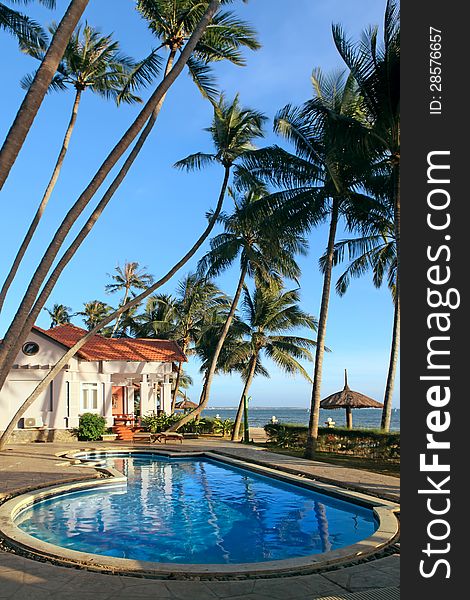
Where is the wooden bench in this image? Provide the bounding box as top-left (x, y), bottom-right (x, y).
top-left (153, 432), bottom-right (183, 444)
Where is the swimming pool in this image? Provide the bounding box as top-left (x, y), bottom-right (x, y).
top-left (14, 452), bottom-right (377, 565)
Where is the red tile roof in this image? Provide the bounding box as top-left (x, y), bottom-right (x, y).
top-left (33, 324), bottom-right (187, 363)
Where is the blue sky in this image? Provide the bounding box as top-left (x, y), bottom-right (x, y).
top-left (0, 0), bottom-right (399, 408)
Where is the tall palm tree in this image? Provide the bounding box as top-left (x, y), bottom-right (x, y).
top-left (240, 69), bottom-right (378, 456)
top-left (169, 273), bottom-right (230, 411)
top-left (0, 0), bottom-right (258, 393)
top-left (230, 284), bottom-right (317, 440)
top-left (194, 306), bottom-right (245, 410)
top-left (43, 302), bottom-right (72, 328)
top-left (168, 188), bottom-right (307, 432)
top-left (0, 0), bottom-right (245, 451)
top-left (1, 0), bottom-right (51, 46)
top-left (0, 23), bottom-right (152, 313)
top-left (77, 300), bottom-right (113, 331)
top-left (324, 209), bottom-right (398, 431)
top-left (106, 262), bottom-right (154, 337)
top-left (0, 0), bottom-right (89, 191)
top-left (332, 0), bottom-right (400, 431)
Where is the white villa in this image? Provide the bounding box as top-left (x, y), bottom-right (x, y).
top-left (0, 324), bottom-right (187, 437)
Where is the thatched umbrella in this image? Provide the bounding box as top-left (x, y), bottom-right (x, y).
top-left (175, 399), bottom-right (198, 412)
top-left (320, 370), bottom-right (383, 429)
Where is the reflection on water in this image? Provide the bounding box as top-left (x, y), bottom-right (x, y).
top-left (16, 454), bottom-right (376, 564)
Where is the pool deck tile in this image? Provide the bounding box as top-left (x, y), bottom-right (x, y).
top-left (0, 440), bottom-right (399, 599)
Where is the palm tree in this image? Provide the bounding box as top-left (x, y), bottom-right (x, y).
top-left (169, 273), bottom-right (230, 411)
top-left (0, 0), bottom-right (89, 191)
top-left (133, 293), bottom-right (178, 338)
top-left (230, 284), bottom-right (317, 440)
top-left (194, 306), bottom-right (245, 411)
top-left (239, 69), bottom-right (379, 457)
top-left (132, 274), bottom-right (230, 410)
top-left (106, 262), bottom-right (154, 337)
top-left (1, 0), bottom-right (51, 46)
top-left (0, 0), bottom-right (257, 392)
top-left (167, 188), bottom-right (307, 432)
top-left (0, 0), bottom-right (253, 451)
top-left (332, 0), bottom-right (400, 431)
top-left (0, 23), bottom-right (150, 313)
top-left (44, 303), bottom-right (72, 328)
top-left (77, 300), bottom-right (113, 331)
top-left (325, 209), bottom-right (398, 431)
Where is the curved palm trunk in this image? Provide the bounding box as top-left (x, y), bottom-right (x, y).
top-left (172, 335), bottom-right (189, 413)
top-left (0, 166), bottom-right (229, 450)
top-left (11, 165), bottom-right (231, 396)
top-left (0, 90), bottom-right (82, 313)
top-left (231, 354), bottom-right (257, 441)
top-left (382, 164), bottom-right (400, 430)
top-left (171, 360), bottom-right (184, 413)
top-left (0, 0), bottom-right (221, 385)
top-left (0, 0), bottom-right (89, 191)
top-left (167, 265), bottom-right (248, 433)
top-left (305, 199), bottom-right (339, 459)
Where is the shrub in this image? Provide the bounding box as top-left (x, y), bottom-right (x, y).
top-left (78, 413), bottom-right (107, 441)
top-left (141, 413), bottom-right (183, 433)
top-left (140, 413), bottom-right (235, 436)
top-left (264, 422), bottom-right (400, 460)
top-left (212, 418), bottom-right (234, 437)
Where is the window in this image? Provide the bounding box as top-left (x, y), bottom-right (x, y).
top-left (81, 383), bottom-right (99, 412)
top-left (22, 341), bottom-right (39, 356)
top-left (48, 381), bottom-right (53, 412)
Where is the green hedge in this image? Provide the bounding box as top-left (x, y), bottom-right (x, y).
top-left (264, 422), bottom-right (400, 461)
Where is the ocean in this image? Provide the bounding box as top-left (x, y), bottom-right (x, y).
top-left (201, 407), bottom-right (400, 431)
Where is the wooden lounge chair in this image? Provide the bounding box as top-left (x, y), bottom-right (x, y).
top-left (153, 432), bottom-right (183, 444)
top-left (132, 431), bottom-right (155, 444)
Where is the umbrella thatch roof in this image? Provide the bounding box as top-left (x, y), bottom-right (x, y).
top-left (320, 370), bottom-right (383, 409)
top-left (175, 399), bottom-right (198, 410)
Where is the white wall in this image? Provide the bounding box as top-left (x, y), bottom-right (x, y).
top-left (0, 330), bottom-right (174, 431)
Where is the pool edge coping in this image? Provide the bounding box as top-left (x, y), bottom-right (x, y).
top-left (0, 447), bottom-right (399, 579)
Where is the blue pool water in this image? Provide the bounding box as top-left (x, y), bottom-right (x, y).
top-left (16, 453), bottom-right (377, 564)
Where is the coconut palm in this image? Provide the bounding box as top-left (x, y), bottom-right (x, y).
top-left (133, 294), bottom-right (178, 339)
top-left (0, 0), bottom-right (225, 393)
top-left (43, 302), bottom-right (72, 328)
top-left (167, 188), bottom-right (307, 432)
top-left (324, 208), bottom-right (398, 431)
top-left (0, 0), bottom-right (51, 46)
top-left (0, 23), bottom-right (153, 314)
top-left (230, 284), bottom-right (317, 440)
top-left (194, 307), bottom-right (245, 410)
top-left (106, 262), bottom-right (154, 337)
top-left (0, 0), bottom-right (89, 191)
top-left (168, 273), bottom-right (230, 411)
top-left (77, 300), bottom-right (113, 332)
top-left (332, 0), bottom-right (400, 430)
top-left (239, 69), bottom-right (379, 456)
top-left (0, 0), bottom-right (239, 451)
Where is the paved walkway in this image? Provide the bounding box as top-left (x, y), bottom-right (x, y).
top-left (0, 440), bottom-right (400, 599)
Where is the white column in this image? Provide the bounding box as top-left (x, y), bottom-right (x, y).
top-left (140, 374), bottom-right (151, 417)
top-left (68, 377), bottom-right (80, 428)
top-left (161, 377), bottom-right (172, 415)
top-left (126, 385), bottom-right (135, 415)
top-left (103, 378), bottom-right (113, 427)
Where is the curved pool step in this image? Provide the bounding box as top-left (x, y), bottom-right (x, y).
top-left (314, 586), bottom-right (400, 600)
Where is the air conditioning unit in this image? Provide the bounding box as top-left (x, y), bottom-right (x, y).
top-left (23, 417), bottom-right (44, 428)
